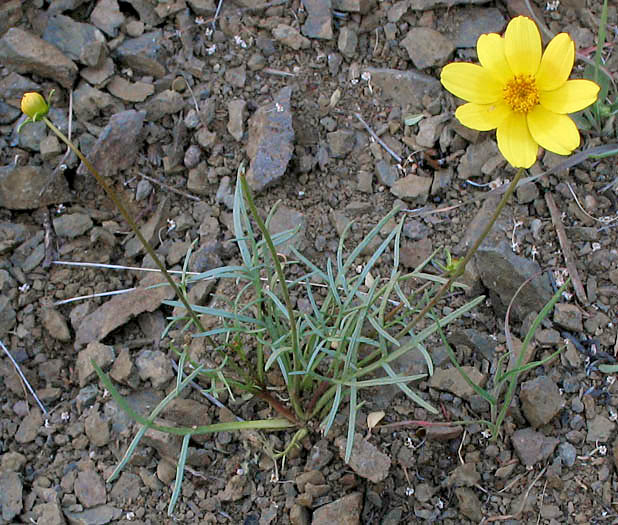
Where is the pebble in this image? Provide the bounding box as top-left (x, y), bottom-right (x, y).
top-left (512, 428), bottom-right (559, 466)
top-left (107, 76), bottom-right (154, 102)
top-left (15, 409), bottom-right (42, 443)
top-left (327, 130), bottom-right (356, 158)
top-left (312, 492), bottom-right (363, 525)
top-left (227, 99), bottom-right (247, 141)
top-left (338, 26), bottom-right (358, 58)
top-left (558, 442), bottom-right (577, 467)
top-left (586, 415), bottom-right (614, 443)
top-left (400, 27), bottom-right (455, 69)
top-left (0, 471), bottom-right (23, 521)
top-left (76, 342), bottom-right (115, 386)
top-left (301, 0), bottom-right (333, 40)
top-left (75, 470), bottom-right (106, 508)
top-left (335, 434), bottom-right (391, 482)
top-left (43, 14), bottom-right (107, 67)
top-left (41, 307), bottom-right (72, 342)
top-left (90, 0), bottom-right (125, 37)
top-left (135, 349), bottom-right (173, 388)
top-left (553, 304), bottom-right (584, 332)
top-left (53, 213), bottom-right (93, 238)
top-left (272, 24), bottom-right (310, 50)
top-left (520, 375), bottom-right (564, 427)
top-left (390, 174), bottom-right (432, 202)
top-left (113, 30), bottom-right (167, 78)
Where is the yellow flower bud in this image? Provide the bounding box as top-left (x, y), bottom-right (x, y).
top-left (21, 92), bottom-right (49, 121)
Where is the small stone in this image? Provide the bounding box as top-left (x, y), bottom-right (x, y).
top-left (390, 174), bottom-right (432, 202)
top-left (375, 160), bottom-right (397, 187)
top-left (76, 342), bottom-right (115, 387)
top-left (312, 493), bottom-right (362, 525)
top-left (516, 182), bottom-right (540, 204)
top-left (107, 76), bottom-right (154, 102)
top-left (338, 26), bottom-right (358, 58)
top-left (559, 442), bottom-right (576, 467)
top-left (429, 366), bottom-right (486, 398)
top-left (400, 27), bottom-right (454, 69)
top-left (40, 135), bottom-right (63, 160)
top-left (512, 428), bottom-right (559, 466)
top-left (0, 471), bottom-right (23, 521)
top-left (196, 127), bottom-right (217, 149)
top-left (415, 113), bottom-right (449, 148)
top-left (1, 452), bottom-right (27, 472)
top-left (301, 0), bottom-right (333, 40)
top-left (135, 178), bottom-right (153, 201)
top-left (272, 24), bottom-right (310, 50)
top-left (43, 14), bottom-right (107, 67)
top-left (586, 415), bottom-right (614, 442)
top-left (114, 30), bottom-right (167, 78)
top-left (85, 409), bottom-right (110, 447)
top-left (306, 439), bottom-right (333, 471)
top-left (335, 434), bottom-right (390, 482)
top-left (90, 0), bottom-right (125, 37)
top-left (520, 375), bottom-right (564, 427)
top-left (135, 349), bottom-right (173, 388)
top-left (327, 130), bottom-right (356, 158)
top-left (227, 99), bottom-right (247, 141)
top-left (53, 213), bottom-right (93, 238)
top-left (553, 303), bottom-right (583, 332)
top-left (15, 409), bottom-right (42, 443)
top-left (74, 470), bottom-right (106, 508)
top-left (41, 307), bottom-right (71, 342)
top-left (224, 65), bottom-right (246, 88)
top-left (290, 504), bottom-right (310, 525)
top-left (455, 487), bottom-right (483, 522)
top-left (80, 57), bottom-right (115, 86)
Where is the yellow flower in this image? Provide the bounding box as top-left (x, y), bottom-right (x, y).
top-left (20, 92), bottom-right (49, 121)
top-left (440, 16), bottom-right (599, 168)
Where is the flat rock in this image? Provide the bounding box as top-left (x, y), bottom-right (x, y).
top-left (520, 375), bottom-right (564, 427)
top-left (587, 415), bottom-right (614, 442)
top-left (268, 205), bottom-right (307, 255)
top-left (90, 0), bottom-right (125, 37)
top-left (327, 129), bottom-right (356, 158)
top-left (416, 113), bottom-right (450, 148)
top-left (135, 350), bottom-right (173, 388)
top-left (553, 303), bottom-right (583, 332)
top-left (187, 0), bottom-right (216, 14)
top-left (0, 165), bottom-right (72, 210)
top-left (429, 366), bottom-right (486, 398)
top-left (0, 471), bottom-right (23, 521)
top-left (80, 57), bottom-right (115, 86)
top-left (15, 409), bottom-right (42, 443)
top-left (113, 30), bottom-right (167, 78)
top-left (64, 504), bottom-right (122, 524)
top-left (272, 24), bottom-right (310, 50)
top-left (409, 0), bottom-right (486, 8)
top-left (107, 76), bottom-right (153, 102)
top-left (75, 272), bottom-right (175, 347)
top-left (332, 0), bottom-right (374, 12)
top-left (137, 89), bottom-right (184, 120)
top-left (53, 213), bottom-right (93, 238)
top-left (73, 82), bottom-right (118, 121)
top-left (455, 487), bottom-right (483, 522)
top-left (512, 428), bottom-right (559, 466)
top-left (447, 328), bottom-right (496, 361)
top-left (363, 68), bottom-right (440, 111)
top-left (75, 342), bottom-right (115, 386)
top-left (245, 86), bottom-right (294, 192)
top-left (475, 241), bottom-right (553, 319)
top-left (312, 492), bottom-right (363, 525)
top-left (0, 28), bottom-right (78, 88)
top-left (390, 174), bottom-right (432, 202)
top-left (75, 470), bottom-right (106, 508)
top-left (446, 7), bottom-right (506, 48)
top-left (457, 139), bottom-right (499, 179)
top-left (77, 110), bottom-right (145, 177)
top-left (0, 0), bottom-right (22, 38)
top-left (400, 28), bottom-right (455, 69)
top-left (124, 195), bottom-right (170, 257)
top-left (85, 409), bottom-right (110, 447)
top-left (301, 0), bottom-right (333, 40)
top-left (335, 434), bottom-right (391, 482)
top-left (42, 307), bottom-right (72, 342)
top-left (227, 98), bottom-right (247, 141)
top-left (43, 14), bottom-right (107, 67)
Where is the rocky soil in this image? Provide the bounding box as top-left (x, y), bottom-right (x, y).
top-left (1, 0), bottom-right (618, 523)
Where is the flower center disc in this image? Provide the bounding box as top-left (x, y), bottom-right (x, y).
top-left (503, 75), bottom-right (539, 113)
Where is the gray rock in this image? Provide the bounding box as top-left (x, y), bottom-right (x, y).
top-left (457, 139), bottom-right (499, 179)
top-left (401, 28), bottom-right (455, 69)
top-left (138, 89), bottom-right (183, 120)
top-left (416, 113), bottom-right (450, 148)
top-left (475, 241), bottom-right (553, 319)
top-left (587, 415), bottom-right (614, 442)
top-left (409, 0), bottom-right (486, 7)
top-left (40, 135), bottom-right (63, 160)
top-left (335, 434), bottom-right (391, 482)
top-left (135, 178), bottom-right (153, 200)
top-left (43, 14), bottom-right (107, 67)
top-left (512, 428), bottom-right (559, 466)
top-left (90, 0), bottom-right (125, 37)
top-left (375, 160), bottom-right (397, 187)
top-left (16, 117), bottom-right (47, 151)
top-left (246, 86), bottom-right (294, 192)
top-left (196, 127), bottom-right (216, 149)
top-left (0, 452), bottom-right (26, 472)
top-left (77, 110), bottom-right (145, 177)
top-left (64, 504), bottom-right (122, 524)
top-left (0, 71), bottom-right (39, 103)
top-left (0, 471), bottom-right (22, 521)
top-left (390, 174), bottom-right (432, 202)
top-left (75, 470), bottom-right (106, 508)
top-left (125, 196), bottom-right (170, 257)
top-left (447, 8), bottom-right (506, 48)
top-left (290, 504), bottom-right (310, 525)
top-left (15, 409), bottom-right (42, 443)
top-left (0, 0), bottom-right (22, 38)
top-left (53, 213), bottom-right (93, 238)
top-left (107, 76), bottom-right (154, 102)
top-left (268, 205), bottom-right (307, 256)
top-left (85, 409), bottom-right (110, 447)
top-left (338, 26), bottom-right (358, 58)
top-left (42, 308), bottom-right (71, 342)
top-left (447, 329), bottom-right (496, 361)
top-left (306, 439), bottom-right (333, 471)
top-left (402, 218), bottom-right (429, 240)
top-left (327, 129), bottom-right (356, 158)
top-left (76, 342), bottom-right (115, 386)
top-left (0, 296), bottom-right (16, 338)
top-left (520, 375), bottom-right (564, 427)
top-left (558, 442), bottom-right (576, 467)
top-left (215, 175), bottom-right (234, 209)
top-left (187, 0), bottom-right (216, 15)
top-left (0, 100), bottom-right (20, 124)
top-left (272, 24), bottom-right (310, 50)
top-left (135, 350), bottom-right (173, 388)
top-left (553, 304), bottom-right (583, 332)
top-left (80, 57), bottom-right (115, 86)
top-left (332, 0), bottom-right (374, 12)
top-left (429, 366), bottom-right (486, 398)
top-left (363, 67), bottom-right (440, 111)
top-left (312, 493), bottom-right (363, 524)
top-left (114, 30), bottom-right (167, 78)
top-left (455, 488), bottom-right (483, 522)
top-left (224, 65), bottom-right (246, 88)
top-left (301, 0), bottom-right (333, 40)
top-left (75, 273), bottom-right (175, 347)
top-left (109, 472), bottom-right (141, 503)
top-left (516, 182), bottom-right (539, 204)
top-left (0, 28), bottom-right (78, 88)
top-left (0, 165), bottom-right (72, 210)
top-left (227, 99), bottom-right (247, 141)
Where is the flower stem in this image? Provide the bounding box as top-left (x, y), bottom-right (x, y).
top-left (396, 167), bottom-right (525, 339)
top-left (42, 117), bottom-right (206, 335)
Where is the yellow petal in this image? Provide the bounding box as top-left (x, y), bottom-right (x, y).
top-left (440, 62), bottom-right (503, 104)
top-left (496, 112), bottom-right (538, 168)
top-left (504, 16), bottom-right (542, 76)
top-left (527, 105), bottom-right (579, 155)
top-left (539, 79), bottom-right (600, 114)
top-left (535, 33), bottom-right (574, 91)
top-left (455, 101), bottom-right (512, 131)
top-left (477, 33), bottom-right (512, 84)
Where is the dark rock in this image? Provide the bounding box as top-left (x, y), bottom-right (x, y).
top-left (43, 14), bottom-right (107, 67)
top-left (77, 110), bottom-right (145, 177)
top-left (74, 470), bottom-right (106, 508)
top-left (245, 86), bottom-right (294, 192)
top-left (0, 471), bottom-right (22, 521)
top-left (327, 130), bottom-right (356, 158)
top-left (114, 30), bottom-right (167, 78)
top-left (512, 428), bottom-right (559, 466)
top-left (0, 165), bottom-right (72, 210)
top-left (520, 375), bottom-right (564, 427)
top-left (312, 493), bottom-right (363, 524)
top-left (301, 0), bottom-right (333, 40)
top-left (90, 0), bottom-right (125, 37)
top-left (553, 304), bottom-right (583, 332)
top-left (0, 28), bottom-right (78, 88)
top-left (447, 8), bottom-right (506, 48)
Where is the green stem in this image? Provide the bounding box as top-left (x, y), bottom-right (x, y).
top-left (43, 117), bottom-right (206, 334)
top-left (238, 170), bottom-right (304, 420)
